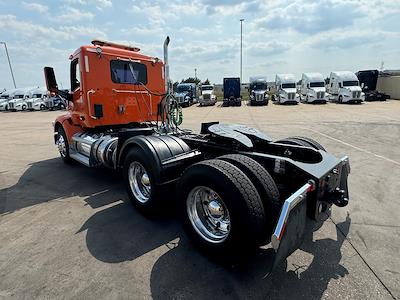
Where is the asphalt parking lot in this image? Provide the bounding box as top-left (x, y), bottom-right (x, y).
top-left (1, 100), bottom-right (399, 299)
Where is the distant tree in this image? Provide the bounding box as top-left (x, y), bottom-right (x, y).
top-left (181, 77), bottom-right (201, 85)
top-left (202, 78), bottom-right (210, 85)
top-left (173, 81), bottom-right (179, 92)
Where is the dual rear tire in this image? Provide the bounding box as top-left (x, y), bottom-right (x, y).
top-left (123, 150), bottom-right (280, 256)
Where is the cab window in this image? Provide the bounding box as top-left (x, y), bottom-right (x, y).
top-left (71, 59), bottom-right (80, 91)
top-left (110, 60), bottom-right (147, 85)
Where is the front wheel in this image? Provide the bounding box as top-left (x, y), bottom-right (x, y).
top-left (178, 159), bottom-right (266, 256)
top-left (56, 127), bottom-right (73, 164)
top-left (338, 95), bottom-right (343, 103)
top-left (22, 105), bottom-right (27, 111)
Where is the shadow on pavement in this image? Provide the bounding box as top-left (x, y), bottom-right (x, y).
top-left (149, 214), bottom-right (351, 299)
top-left (1, 157), bottom-right (352, 298)
top-left (0, 158), bottom-right (124, 215)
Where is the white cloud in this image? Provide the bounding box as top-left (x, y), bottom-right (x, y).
top-left (22, 2), bottom-right (49, 13)
top-left (55, 7), bottom-right (95, 23)
top-left (63, 0), bottom-right (112, 10)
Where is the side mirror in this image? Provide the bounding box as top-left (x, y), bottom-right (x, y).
top-left (44, 67), bottom-right (58, 94)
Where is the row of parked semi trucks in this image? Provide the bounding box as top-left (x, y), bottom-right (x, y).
top-left (0, 87), bottom-right (67, 112)
top-left (176, 69), bottom-right (388, 107)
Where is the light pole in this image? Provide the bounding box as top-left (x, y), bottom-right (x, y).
top-left (194, 68), bottom-right (197, 81)
top-left (0, 42), bottom-right (17, 88)
top-left (240, 19), bottom-right (244, 84)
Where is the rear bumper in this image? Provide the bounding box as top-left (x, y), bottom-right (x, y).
top-left (270, 155), bottom-right (350, 265)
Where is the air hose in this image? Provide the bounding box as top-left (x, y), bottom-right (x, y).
top-left (169, 95), bottom-right (183, 126)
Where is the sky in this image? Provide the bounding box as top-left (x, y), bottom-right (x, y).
top-left (0, 0), bottom-right (399, 89)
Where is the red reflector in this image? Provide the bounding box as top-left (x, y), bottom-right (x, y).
top-left (278, 222), bottom-right (287, 240)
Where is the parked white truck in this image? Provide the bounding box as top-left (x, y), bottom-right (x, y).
top-left (327, 71), bottom-right (364, 103)
top-left (300, 73), bottom-right (329, 104)
top-left (26, 87), bottom-right (48, 111)
top-left (8, 87), bottom-right (39, 111)
top-left (273, 74), bottom-right (300, 104)
top-left (199, 84), bottom-right (217, 106)
top-left (0, 89), bottom-right (18, 111)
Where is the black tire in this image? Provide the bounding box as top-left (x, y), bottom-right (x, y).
top-left (56, 126), bottom-right (73, 164)
top-left (123, 147), bottom-right (163, 215)
top-left (291, 136), bottom-right (326, 151)
top-left (338, 95), bottom-right (343, 103)
top-left (217, 154), bottom-right (280, 242)
top-left (22, 104), bottom-right (26, 111)
top-left (178, 159), bottom-right (266, 255)
top-left (276, 136), bottom-right (326, 151)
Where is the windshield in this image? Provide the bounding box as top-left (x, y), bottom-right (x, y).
top-left (32, 94), bottom-right (42, 98)
top-left (202, 86), bottom-right (213, 91)
top-left (343, 80), bottom-right (359, 87)
top-left (251, 82), bottom-right (267, 90)
top-left (310, 82), bottom-right (325, 88)
top-left (177, 86), bottom-right (191, 93)
top-left (1, 95), bottom-right (8, 99)
top-left (282, 83), bottom-right (296, 89)
top-left (14, 95), bottom-right (24, 99)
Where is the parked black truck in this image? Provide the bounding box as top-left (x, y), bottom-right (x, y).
top-left (356, 70), bottom-right (389, 101)
top-left (223, 77), bottom-right (242, 107)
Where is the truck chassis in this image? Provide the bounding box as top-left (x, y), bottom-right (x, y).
top-left (47, 36), bottom-right (350, 265)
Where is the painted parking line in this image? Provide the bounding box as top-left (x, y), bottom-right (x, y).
top-left (302, 127), bottom-right (400, 167)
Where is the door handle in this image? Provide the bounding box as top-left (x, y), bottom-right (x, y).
top-left (87, 89), bottom-right (97, 119)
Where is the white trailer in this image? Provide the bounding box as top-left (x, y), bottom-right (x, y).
top-left (326, 71), bottom-right (364, 103)
top-left (8, 87), bottom-right (39, 111)
top-left (0, 89), bottom-right (18, 111)
top-left (273, 74), bottom-right (300, 104)
top-left (300, 73), bottom-right (329, 103)
top-left (26, 87), bottom-right (48, 111)
top-left (199, 85), bottom-right (217, 106)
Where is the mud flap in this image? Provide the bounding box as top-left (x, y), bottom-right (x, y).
top-left (271, 183), bottom-right (311, 269)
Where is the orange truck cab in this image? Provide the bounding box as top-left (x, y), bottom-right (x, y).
top-left (50, 40), bottom-right (165, 142)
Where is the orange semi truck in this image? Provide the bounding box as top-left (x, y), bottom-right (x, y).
top-left (45, 37), bottom-right (350, 264)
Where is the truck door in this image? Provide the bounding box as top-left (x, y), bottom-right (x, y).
top-left (70, 57), bottom-right (84, 125)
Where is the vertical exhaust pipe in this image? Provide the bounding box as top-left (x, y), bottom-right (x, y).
top-left (163, 36), bottom-right (170, 94)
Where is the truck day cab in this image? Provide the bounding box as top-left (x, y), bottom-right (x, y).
top-left (327, 71), bottom-right (365, 104)
top-left (249, 76), bottom-right (268, 106)
top-left (174, 83), bottom-right (197, 107)
top-left (300, 73), bottom-right (329, 104)
top-left (8, 87), bottom-right (39, 111)
top-left (0, 89), bottom-right (18, 111)
top-left (199, 84), bottom-right (217, 106)
top-left (45, 37), bottom-right (350, 264)
top-left (26, 87), bottom-right (48, 111)
top-left (273, 74), bottom-right (300, 104)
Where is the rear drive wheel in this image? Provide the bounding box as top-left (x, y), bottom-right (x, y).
top-left (218, 154), bottom-right (280, 242)
top-left (291, 136), bottom-right (326, 151)
top-left (178, 159), bottom-right (266, 255)
top-left (123, 148), bottom-right (163, 214)
top-left (56, 126), bottom-right (73, 164)
top-left (276, 136), bottom-right (326, 151)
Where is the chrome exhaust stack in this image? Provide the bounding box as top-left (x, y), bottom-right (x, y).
top-left (163, 36), bottom-right (170, 94)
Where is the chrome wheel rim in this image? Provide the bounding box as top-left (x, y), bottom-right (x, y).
top-left (187, 186), bottom-right (230, 243)
top-left (57, 134), bottom-right (67, 158)
top-left (128, 162), bottom-right (151, 203)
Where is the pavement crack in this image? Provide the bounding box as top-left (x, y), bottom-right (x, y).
top-left (330, 215), bottom-right (397, 300)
